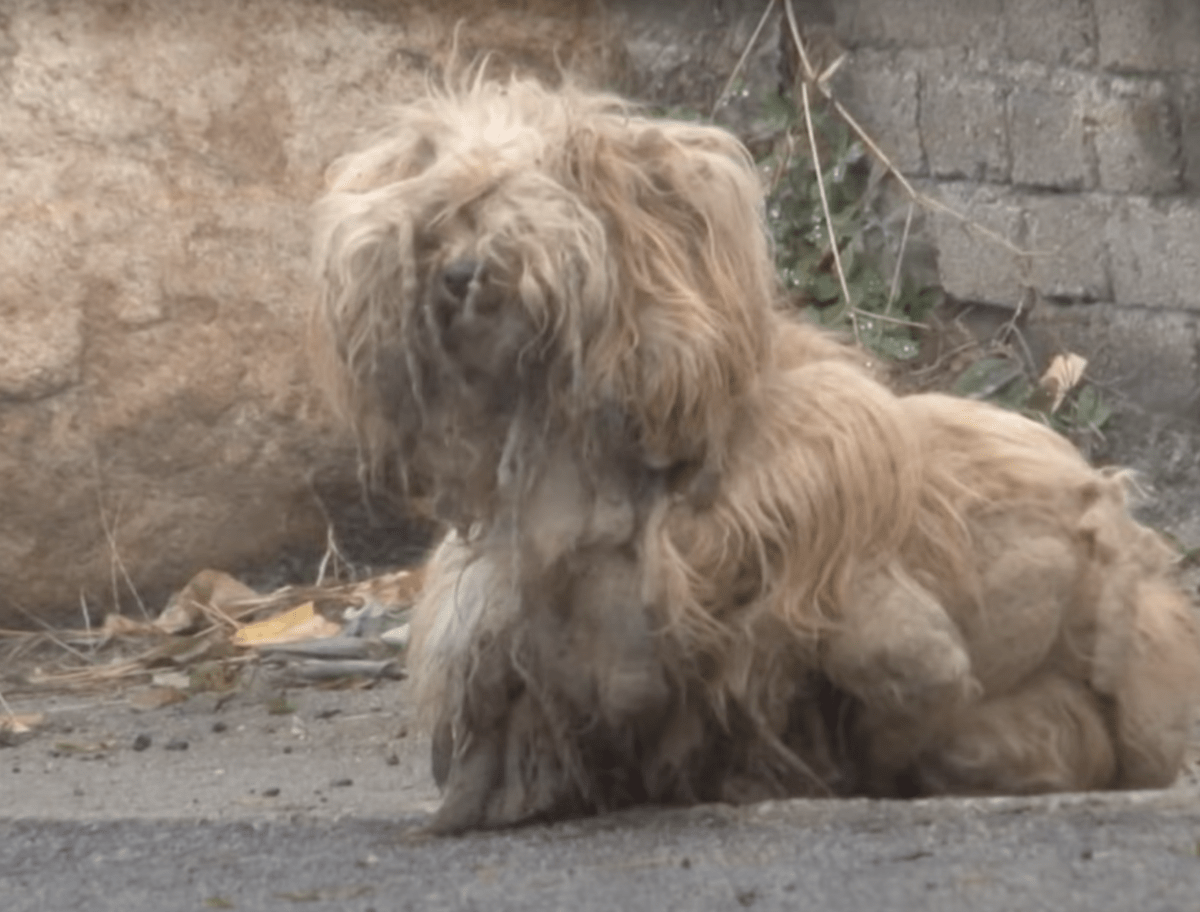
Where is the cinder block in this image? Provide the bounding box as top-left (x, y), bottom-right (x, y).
top-left (830, 49), bottom-right (924, 175)
top-left (833, 0), bottom-right (1005, 56)
top-left (1095, 0), bottom-right (1200, 72)
top-left (920, 70), bottom-right (1010, 182)
top-left (1106, 196), bottom-right (1200, 309)
top-left (1008, 79), bottom-right (1092, 189)
top-left (1023, 193), bottom-right (1114, 301)
top-left (929, 182), bottom-right (1026, 306)
top-left (1180, 76), bottom-right (1200, 193)
top-left (1027, 301), bottom-right (1200, 417)
top-left (1003, 0), bottom-right (1095, 68)
top-left (1089, 76), bottom-right (1182, 194)
top-left (931, 185), bottom-right (1119, 306)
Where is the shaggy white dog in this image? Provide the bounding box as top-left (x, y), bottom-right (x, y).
top-left (312, 77), bottom-right (1200, 832)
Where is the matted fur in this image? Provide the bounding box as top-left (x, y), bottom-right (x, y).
top-left (312, 76), bottom-right (1200, 832)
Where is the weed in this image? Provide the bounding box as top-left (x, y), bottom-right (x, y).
top-left (757, 92), bottom-right (941, 361)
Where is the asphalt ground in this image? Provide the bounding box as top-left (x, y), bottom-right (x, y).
top-left (4, 680), bottom-right (1200, 911)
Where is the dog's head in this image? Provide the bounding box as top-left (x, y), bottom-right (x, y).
top-left (312, 77), bottom-right (776, 525)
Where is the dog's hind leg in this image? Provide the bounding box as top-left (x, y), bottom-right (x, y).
top-left (1108, 580), bottom-right (1200, 788)
top-left (1070, 485), bottom-right (1200, 789)
top-left (910, 672), bottom-right (1118, 795)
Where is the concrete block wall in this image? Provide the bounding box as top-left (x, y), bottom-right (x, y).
top-left (801, 0), bottom-right (1200, 416)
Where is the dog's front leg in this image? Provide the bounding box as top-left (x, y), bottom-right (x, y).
top-left (821, 568), bottom-right (976, 715)
top-left (819, 568), bottom-right (977, 790)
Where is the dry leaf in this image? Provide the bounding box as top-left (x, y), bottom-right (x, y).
top-left (356, 567), bottom-right (425, 607)
top-left (101, 614), bottom-right (157, 637)
top-left (232, 603), bottom-right (341, 647)
top-left (151, 670), bottom-right (192, 690)
top-left (156, 570), bottom-right (259, 635)
top-left (1, 713), bottom-right (44, 735)
top-left (1038, 352), bottom-right (1088, 413)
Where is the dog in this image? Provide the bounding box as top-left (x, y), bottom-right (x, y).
top-left (311, 76), bottom-right (1200, 832)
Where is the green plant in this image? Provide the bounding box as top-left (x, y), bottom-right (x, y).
top-left (755, 91), bottom-right (941, 362)
top-left (673, 64), bottom-right (1112, 439)
top-left (751, 82), bottom-right (1112, 443)
top-left (951, 353), bottom-right (1113, 445)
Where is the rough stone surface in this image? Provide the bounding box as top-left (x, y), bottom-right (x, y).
top-left (921, 70), bottom-right (1010, 182)
top-left (1023, 193), bottom-right (1113, 301)
top-left (833, 0), bottom-right (1006, 58)
top-left (1089, 75), bottom-right (1182, 194)
top-left (830, 49), bottom-right (925, 175)
top-left (1003, 0), bottom-right (1096, 68)
top-left (0, 0), bottom-right (776, 626)
top-left (1107, 196), bottom-right (1200, 310)
top-left (931, 186), bottom-right (1116, 307)
top-left (929, 183), bottom-right (1028, 306)
top-left (1095, 0), bottom-right (1200, 72)
top-left (1178, 75), bottom-right (1200, 194)
top-left (1009, 79), bottom-right (1093, 190)
top-left (1, 0), bottom-right (428, 625)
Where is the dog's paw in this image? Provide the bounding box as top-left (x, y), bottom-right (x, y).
top-left (822, 570), bottom-right (976, 716)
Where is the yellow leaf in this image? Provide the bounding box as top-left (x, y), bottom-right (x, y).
top-left (231, 603), bottom-right (341, 647)
top-left (1038, 352), bottom-right (1088, 413)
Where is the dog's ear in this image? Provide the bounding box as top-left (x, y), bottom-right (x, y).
top-left (310, 187), bottom-right (422, 485)
top-left (563, 116), bottom-right (775, 469)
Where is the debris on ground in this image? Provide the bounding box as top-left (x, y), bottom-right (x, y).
top-left (0, 565), bottom-right (425, 714)
top-left (0, 711), bottom-right (44, 746)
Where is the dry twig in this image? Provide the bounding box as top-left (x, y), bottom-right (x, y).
top-left (775, 0), bottom-right (1034, 265)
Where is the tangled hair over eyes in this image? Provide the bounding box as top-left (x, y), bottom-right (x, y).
top-left (312, 76), bottom-right (783, 525)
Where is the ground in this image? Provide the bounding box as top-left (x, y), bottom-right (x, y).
top-left (4, 667), bottom-right (1200, 910)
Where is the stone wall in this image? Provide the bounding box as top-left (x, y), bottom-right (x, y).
top-left (2, 0), bottom-right (1196, 625)
top-left (808, 0), bottom-right (1200, 417)
top-left (0, 0), bottom-right (771, 625)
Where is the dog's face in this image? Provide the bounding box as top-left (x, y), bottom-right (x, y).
top-left (313, 79), bottom-right (777, 525)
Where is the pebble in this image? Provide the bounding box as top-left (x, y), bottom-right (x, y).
top-left (164, 738), bottom-right (190, 751)
top-left (132, 733), bottom-right (152, 751)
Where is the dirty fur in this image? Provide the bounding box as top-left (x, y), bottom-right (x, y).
top-left (311, 76), bottom-right (1200, 832)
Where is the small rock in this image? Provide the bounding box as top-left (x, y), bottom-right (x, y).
top-left (212, 721), bottom-right (228, 733)
top-left (132, 733), bottom-right (152, 751)
top-left (262, 787), bottom-right (281, 798)
top-left (164, 738), bottom-right (189, 751)
top-left (331, 777), bottom-right (353, 788)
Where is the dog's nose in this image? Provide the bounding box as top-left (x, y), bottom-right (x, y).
top-left (441, 259), bottom-right (479, 302)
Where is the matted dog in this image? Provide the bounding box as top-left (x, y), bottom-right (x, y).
top-left (312, 76), bottom-right (1200, 832)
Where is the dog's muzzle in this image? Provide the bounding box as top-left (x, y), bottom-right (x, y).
top-left (440, 258), bottom-right (481, 304)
